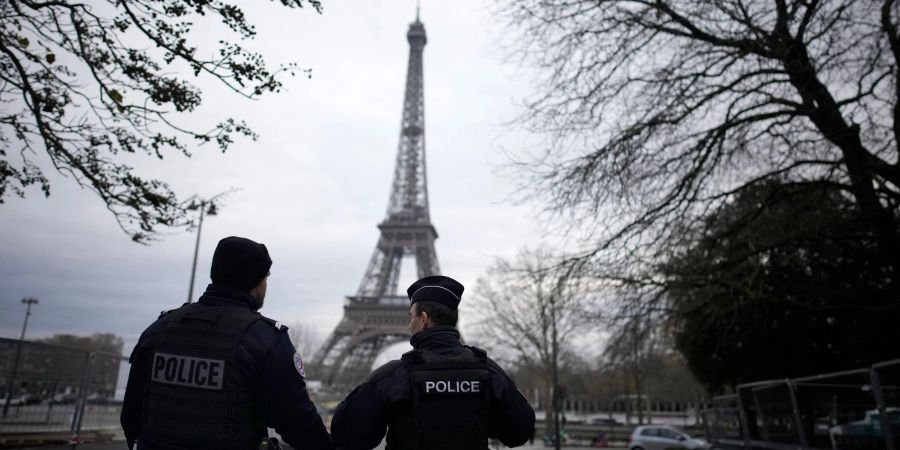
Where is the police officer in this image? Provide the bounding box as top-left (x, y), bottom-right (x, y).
top-left (121, 236), bottom-right (332, 450)
top-left (330, 275), bottom-right (535, 450)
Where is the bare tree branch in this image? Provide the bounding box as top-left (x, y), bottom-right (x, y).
top-left (0, 0), bottom-right (321, 242)
top-left (497, 0), bottom-right (900, 298)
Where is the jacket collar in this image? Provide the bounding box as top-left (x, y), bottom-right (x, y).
top-left (197, 283), bottom-right (259, 311)
top-left (410, 325), bottom-right (461, 350)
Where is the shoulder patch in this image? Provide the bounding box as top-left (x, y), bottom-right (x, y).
top-left (293, 352), bottom-right (305, 377)
top-left (260, 316), bottom-right (287, 333)
top-left (159, 302), bottom-right (190, 319)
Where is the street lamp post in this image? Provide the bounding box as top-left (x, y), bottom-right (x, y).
top-left (186, 197), bottom-right (220, 303)
top-left (551, 294), bottom-right (561, 450)
top-left (3, 297), bottom-right (38, 416)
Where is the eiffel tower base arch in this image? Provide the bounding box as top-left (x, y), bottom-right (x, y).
top-left (314, 298), bottom-right (412, 389)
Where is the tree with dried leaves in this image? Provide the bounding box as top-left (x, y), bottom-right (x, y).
top-left (499, 0), bottom-right (900, 287)
top-left (665, 181), bottom-right (899, 390)
top-left (1, 0), bottom-right (321, 242)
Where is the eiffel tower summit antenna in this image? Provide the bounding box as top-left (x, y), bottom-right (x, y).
top-left (416, 0), bottom-right (420, 22)
top-left (315, 11), bottom-right (437, 388)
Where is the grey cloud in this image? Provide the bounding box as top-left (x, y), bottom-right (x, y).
top-left (0, 1), bottom-right (545, 362)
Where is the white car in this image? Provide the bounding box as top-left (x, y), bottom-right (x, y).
top-left (628, 425), bottom-right (711, 450)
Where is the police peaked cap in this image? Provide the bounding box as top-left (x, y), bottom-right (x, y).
top-left (210, 236), bottom-right (272, 291)
top-left (407, 275), bottom-right (464, 310)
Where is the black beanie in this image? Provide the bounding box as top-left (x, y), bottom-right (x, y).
top-left (407, 275), bottom-right (464, 310)
top-left (210, 236), bottom-right (272, 291)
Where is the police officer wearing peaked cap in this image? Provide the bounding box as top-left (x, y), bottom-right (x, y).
top-left (330, 275), bottom-right (536, 450)
top-left (121, 236), bottom-right (333, 450)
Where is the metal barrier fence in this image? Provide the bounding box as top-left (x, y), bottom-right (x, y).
top-left (702, 358), bottom-right (900, 450)
top-left (701, 394), bottom-right (744, 447)
top-left (0, 337), bottom-right (129, 446)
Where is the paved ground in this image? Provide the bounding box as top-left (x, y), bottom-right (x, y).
top-left (2, 405), bottom-right (635, 449)
top-left (29, 440), bottom-right (627, 450)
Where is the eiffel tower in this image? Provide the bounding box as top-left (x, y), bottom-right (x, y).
top-left (315, 13), bottom-right (439, 388)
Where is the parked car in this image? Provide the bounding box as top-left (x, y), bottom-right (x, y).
top-left (628, 425), bottom-right (710, 450)
top-left (828, 407), bottom-right (900, 450)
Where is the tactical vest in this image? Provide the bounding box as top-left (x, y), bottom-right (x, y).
top-left (386, 347), bottom-right (493, 450)
top-left (140, 303), bottom-right (265, 450)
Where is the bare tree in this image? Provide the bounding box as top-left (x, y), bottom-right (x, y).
top-left (497, 0), bottom-right (900, 286)
top-left (465, 246), bottom-right (590, 446)
top-left (603, 317), bottom-right (663, 425)
top-left (1, 0), bottom-right (321, 242)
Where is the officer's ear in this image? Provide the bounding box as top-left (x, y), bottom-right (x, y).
top-left (420, 309), bottom-right (433, 329)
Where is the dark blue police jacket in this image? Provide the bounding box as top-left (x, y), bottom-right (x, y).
top-left (120, 284), bottom-right (333, 450)
top-left (330, 326), bottom-right (536, 449)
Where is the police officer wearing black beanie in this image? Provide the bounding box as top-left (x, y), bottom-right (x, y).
top-left (331, 275), bottom-right (536, 450)
top-left (121, 236), bottom-right (332, 450)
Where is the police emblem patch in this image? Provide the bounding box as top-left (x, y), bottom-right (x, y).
top-left (293, 352), bottom-right (305, 377)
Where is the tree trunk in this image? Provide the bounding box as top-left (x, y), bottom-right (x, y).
top-left (776, 31), bottom-right (900, 286)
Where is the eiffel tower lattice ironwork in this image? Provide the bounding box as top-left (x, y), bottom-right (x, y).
top-left (315, 15), bottom-right (438, 388)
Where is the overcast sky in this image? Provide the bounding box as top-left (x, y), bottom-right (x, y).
top-left (0, 1), bottom-right (562, 363)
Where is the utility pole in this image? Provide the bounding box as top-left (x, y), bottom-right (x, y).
top-left (3, 297), bottom-right (38, 416)
top-left (549, 266), bottom-right (577, 450)
top-left (185, 191), bottom-right (230, 303)
top-left (186, 200), bottom-right (210, 303)
top-left (551, 293), bottom-right (561, 450)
